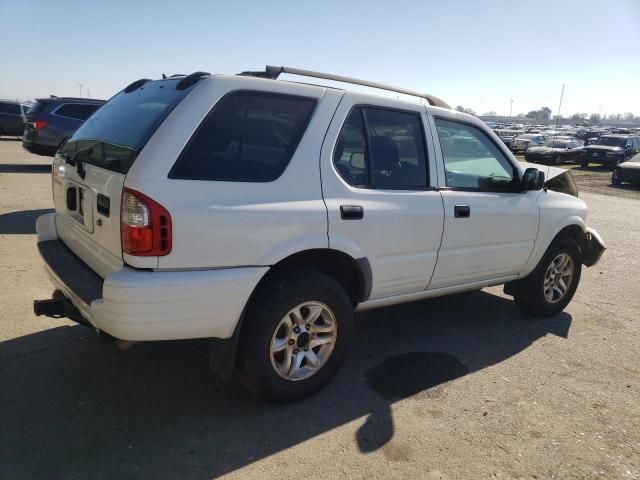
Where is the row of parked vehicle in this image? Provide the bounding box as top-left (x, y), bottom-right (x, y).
top-left (486, 122), bottom-right (640, 170)
top-left (0, 97), bottom-right (105, 155)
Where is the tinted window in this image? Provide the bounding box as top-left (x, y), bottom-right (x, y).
top-left (333, 107), bottom-right (428, 188)
top-left (21, 105), bottom-right (31, 115)
top-left (435, 118), bottom-right (515, 191)
top-left (333, 109), bottom-right (369, 186)
top-left (595, 136), bottom-right (625, 147)
top-left (170, 92), bottom-right (317, 182)
top-left (61, 79), bottom-right (193, 173)
top-left (365, 108), bottom-right (427, 188)
top-left (26, 100), bottom-right (48, 117)
top-left (0, 102), bottom-right (21, 115)
top-left (54, 103), bottom-right (101, 120)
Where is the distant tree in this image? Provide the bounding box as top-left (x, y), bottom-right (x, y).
top-left (589, 113), bottom-right (601, 123)
top-left (525, 107), bottom-right (552, 123)
top-left (455, 106), bottom-right (476, 115)
top-left (624, 112), bottom-right (635, 121)
top-left (482, 110), bottom-right (498, 116)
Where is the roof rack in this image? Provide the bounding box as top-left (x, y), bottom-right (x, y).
top-left (239, 65), bottom-right (450, 109)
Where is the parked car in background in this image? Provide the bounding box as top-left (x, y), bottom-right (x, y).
top-left (33, 67), bottom-right (605, 401)
top-left (579, 135), bottom-right (640, 167)
top-left (22, 97), bottom-right (105, 156)
top-left (525, 137), bottom-right (584, 165)
top-left (0, 100), bottom-right (31, 137)
top-left (611, 153), bottom-right (640, 185)
top-left (511, 134), bottom-right (547, 153)
top-left (494, 129), bottom-right (523, 149)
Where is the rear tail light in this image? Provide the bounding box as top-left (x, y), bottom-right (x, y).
top-left (121, 188), bottom-right (172, 256)
top-left (34, 120), bottom-right (48, 131)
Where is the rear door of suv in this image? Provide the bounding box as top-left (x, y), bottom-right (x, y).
top-left (52, 79), bottom-right (197, 277)
top-left (321, 95), bottom-right (444, 299)
top-left (0, 102), bottom-right (24, 135)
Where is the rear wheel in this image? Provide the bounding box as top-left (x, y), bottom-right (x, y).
top-left (235, 269), bottom-right (354, 402)
top-left (513, 237), bottom-right (582, 317)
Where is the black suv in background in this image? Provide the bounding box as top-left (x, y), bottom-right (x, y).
top-left (0, 100), bottom-right (31, 137)
top-left (22, 97), bottom-right (105, 156)
top-left (579, 134), bottom-right (640, 167)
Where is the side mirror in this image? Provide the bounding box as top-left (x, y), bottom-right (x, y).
top-left (521, 167), bottom-right (545, 191)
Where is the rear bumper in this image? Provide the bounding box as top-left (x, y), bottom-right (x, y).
top-left (22, 141), bottom-right (57, 157)
top-left (35, 213), bottom-right (268, 341)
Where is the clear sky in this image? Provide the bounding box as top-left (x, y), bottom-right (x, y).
top-left (1, 0), bottom-right (639, 117)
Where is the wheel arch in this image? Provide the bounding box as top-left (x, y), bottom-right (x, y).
top-left (208, 248), bottom-right (370, 382)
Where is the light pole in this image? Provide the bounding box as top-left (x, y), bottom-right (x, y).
top-left (555, 84), bottom-right (565, 128)
top-left (78, 84), bottom-right (83, 98)
top-left (509, 99), bottom-right (513, 121)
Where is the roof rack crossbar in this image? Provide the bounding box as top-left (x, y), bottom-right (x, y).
top-left (240, 65), bottom-right (450, 109)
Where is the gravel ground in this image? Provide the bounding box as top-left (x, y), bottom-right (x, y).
top-left (1, 139), bottom-right (638, 480)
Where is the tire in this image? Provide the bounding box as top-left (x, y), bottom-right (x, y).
top-left (554, 155), bottom-right (562, 166)
top-left (235, 269), bottom-right (354, 402)
top-left (611, 172), bottom-right (622, 185)
top-left (513, 237), bottom-right (582, 317)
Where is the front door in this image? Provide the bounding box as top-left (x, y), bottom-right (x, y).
top-left (428, 116), bottom-right (540, 289)
top-left (321, 97), bottom-right (444, 299)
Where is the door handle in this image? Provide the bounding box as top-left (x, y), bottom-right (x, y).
top-left (340, 205), bottom-right (364, 220)
top-left (454, 205), bottom-right (470, 218)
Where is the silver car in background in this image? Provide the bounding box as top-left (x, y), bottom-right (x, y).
top-left (512, 134), bottom-right (547, 153)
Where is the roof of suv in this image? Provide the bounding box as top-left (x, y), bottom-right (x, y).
top-left (36, 97), bottom-right (105, 104)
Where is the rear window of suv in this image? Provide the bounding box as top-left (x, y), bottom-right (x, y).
top-left (170, 91), bottom-right (317, 182)
top-left (54, 103), bottom-right (102, 121)
top-left (59, 79), bottom-right (194, 173)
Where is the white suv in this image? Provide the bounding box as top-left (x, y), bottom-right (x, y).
top-left (34, 67), bottom-right (606, 401)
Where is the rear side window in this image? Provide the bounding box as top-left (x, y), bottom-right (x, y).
top-left (0, 103), bottom-right (21, 115)
top-left (54, 103), bottom-right (102, 120)
top-left (26, 100), bottom-right (48, 117)
top-left (333, 107), bottom-right (428, 189)
top-left (170, 91), bottom-right (317, 182)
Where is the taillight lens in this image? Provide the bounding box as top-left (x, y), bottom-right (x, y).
top-left (121, 188), bottom-right (172, 256)
top-left (34, 120), bottom-right (48, 130)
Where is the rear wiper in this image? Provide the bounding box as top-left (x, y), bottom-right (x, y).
top-left (65, 141), bottom-right (103, 166)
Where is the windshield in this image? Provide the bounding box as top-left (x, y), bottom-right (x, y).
top-left (60, 79), bottom-right (195, 173)
top-left (595, 137), bottom-right (626, 147)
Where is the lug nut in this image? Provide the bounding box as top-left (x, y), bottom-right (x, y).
top-left (293, 326), bottom-right (301, 334)
top-left (304, 346), bottom-right (309, 351)
top-left (305, 324), bottom-right (310, 330)
top-left (293, 349), bottom-right (299, 354)
top-left (288, 339), bottom-right (295, 345)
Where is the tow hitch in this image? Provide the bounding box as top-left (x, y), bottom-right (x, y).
top-left (33, 290), bottom-right (91, 327)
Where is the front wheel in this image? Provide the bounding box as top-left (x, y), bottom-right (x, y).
top-left (611, 172), bottom-right (622, 185)
top-left (513, 237), bottom-right (582, 317)
top-left (235, 269), bottom-right (354, 402)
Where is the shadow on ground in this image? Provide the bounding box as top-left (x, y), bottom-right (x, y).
top-left (0, 164), bottom-right (51, 173)
top-left (0, 291), bottom-right (571, 479)
top-left (0, 209), bottom-right (55, 234)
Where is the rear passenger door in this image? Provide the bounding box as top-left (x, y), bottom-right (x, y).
top-left (428, 116), bottom-right (539, 288)
top-left (321, 97), bottom-right (444, 299)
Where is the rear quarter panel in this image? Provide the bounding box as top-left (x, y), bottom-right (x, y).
top-left (125, 76), bottom-right (344, 269)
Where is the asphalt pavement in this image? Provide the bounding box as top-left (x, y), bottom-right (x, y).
top-left (1, 139), bottom-right (638, 479)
